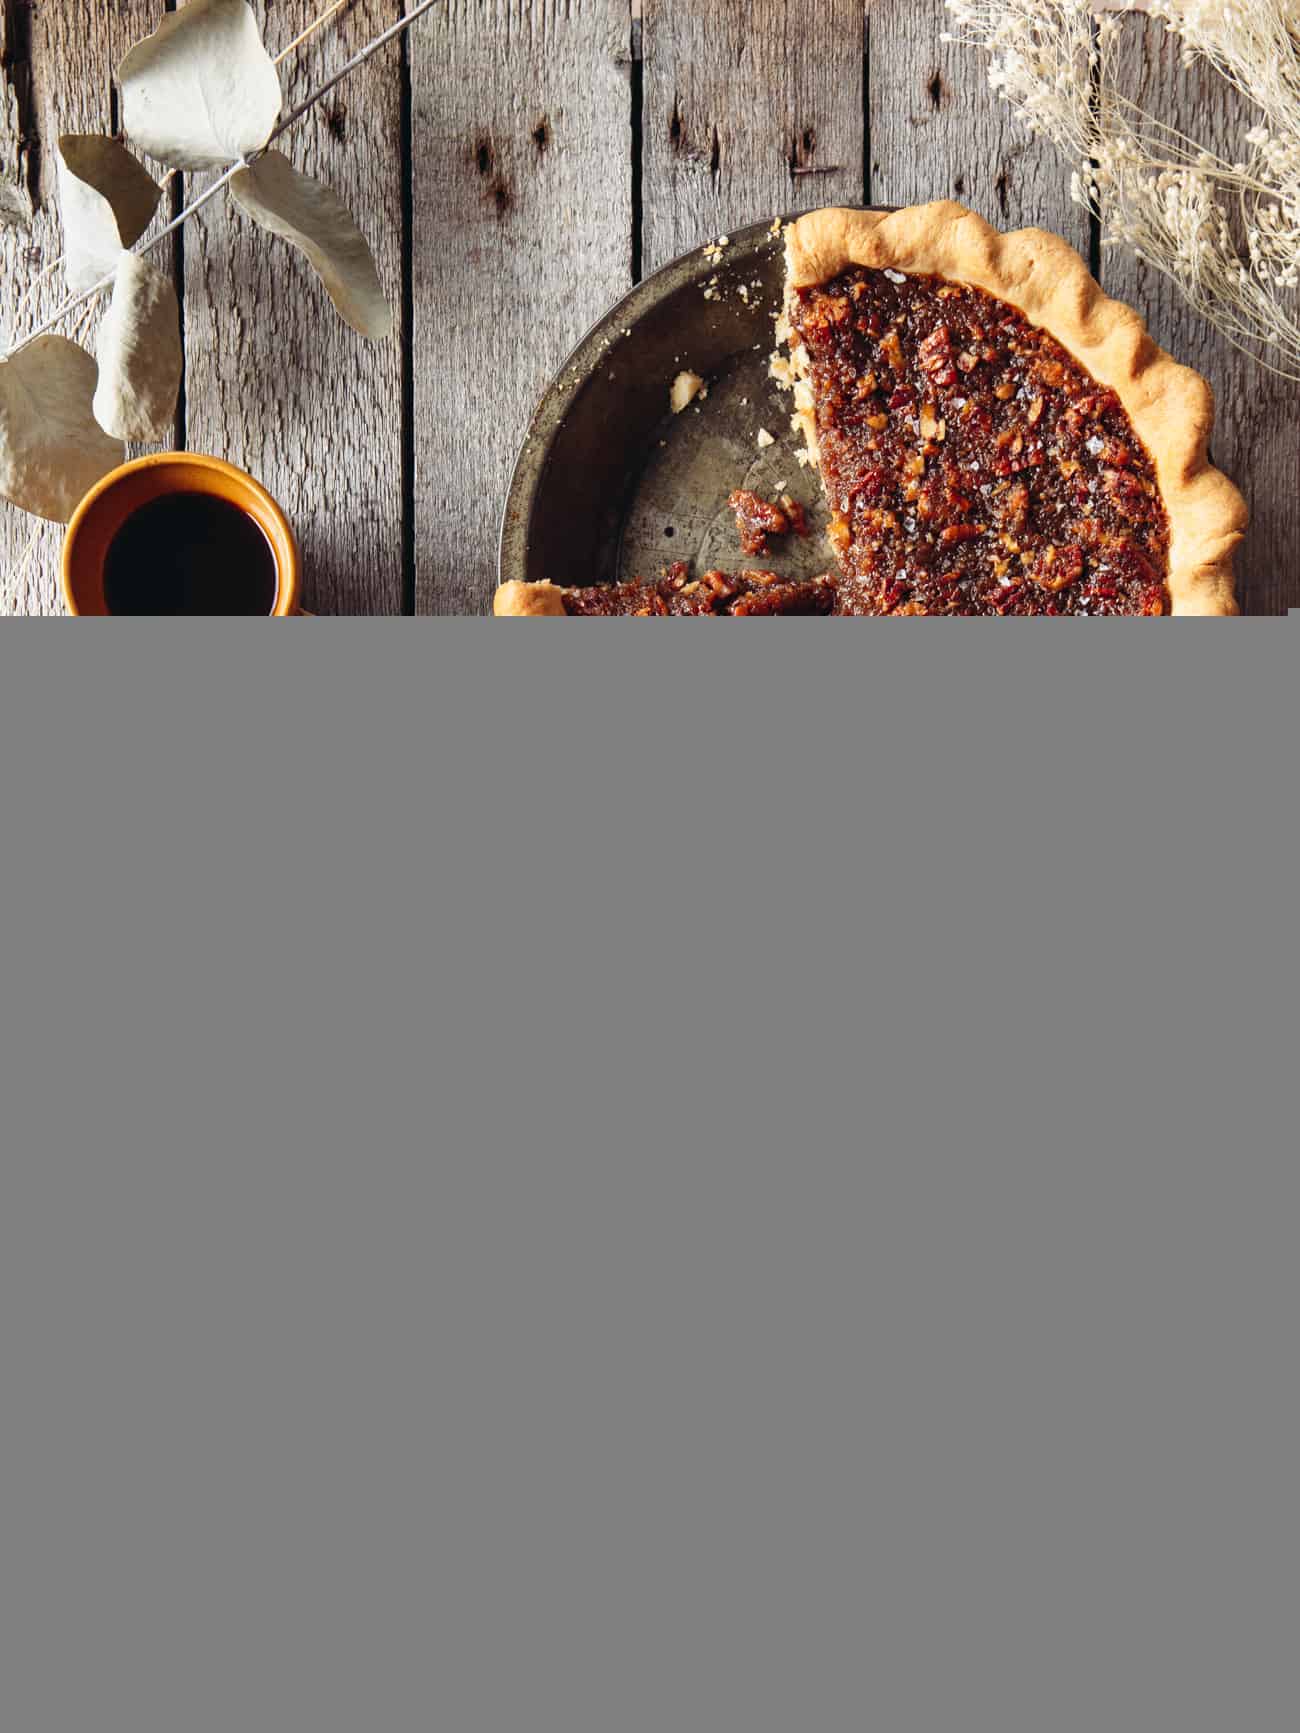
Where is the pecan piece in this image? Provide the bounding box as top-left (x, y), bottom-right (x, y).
top-left (918, 323), bottom-right (957, 387)
top-left (779, 495), bottom-right (810, 537)
top-left (1102, 468), bottom-right (1152, 522)
top-left (1031, 544), bottom-right (1084, 591)
top-left (999, 482), bottom-right (1031, 534)
top-left (880, 330), bottom-right (906, 372)
top-left (728, 489), bottom-right (790, 557)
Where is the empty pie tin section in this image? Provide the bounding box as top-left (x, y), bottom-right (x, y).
top-left (500, 215), bottom-right (892, 593)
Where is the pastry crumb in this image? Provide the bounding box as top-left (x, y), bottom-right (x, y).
top-left (671, 370), bottom-right (707, 413)
top-left (756, 428), bottom-right (775, 448)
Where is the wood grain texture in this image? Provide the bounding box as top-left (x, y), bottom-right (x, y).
top-left (409, 0), bottom-right (633, 614)
top-left (868, 0), bottom-right (1089, 253)
top-left (6, 5), bottom-right (1291, 616)
top-left (182, 0), bottom-right (406, 615)
top-left (641, 0), bottom-right (865, 275)
top-left (1103, 19), bottom-right (1297, 617)
top-left (1, 2), bottom-right (160, 615)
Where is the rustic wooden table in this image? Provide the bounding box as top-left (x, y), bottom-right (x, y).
top-left (2, 2), bottom-right (1292, 614)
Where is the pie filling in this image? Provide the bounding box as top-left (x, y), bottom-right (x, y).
top-left (786, 267), bottom-right (1171, 615)
top-left (559, 563), bottom-right (836, 616)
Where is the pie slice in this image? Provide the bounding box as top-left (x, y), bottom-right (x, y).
top-left (495, 564), bottom-right (836, 616)
top-left (780, 203), bottom-right (1246, 615)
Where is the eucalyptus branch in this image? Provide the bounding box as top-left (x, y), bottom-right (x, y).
top-left (4, 0), bottom-right (363, 354)
top-left (5, 0), bottom-right (442, 362)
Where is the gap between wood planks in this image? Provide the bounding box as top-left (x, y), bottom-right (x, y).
top-left (399, 4), bottom-right (416, 614)
top-left (630, 2), bottom-right (874, 284)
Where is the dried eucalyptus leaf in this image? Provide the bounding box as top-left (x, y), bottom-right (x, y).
top-left (57, 135), bottom-right (162, 295)
top-left (230, 152), bottom-right (393, 340)
top-left (118, 0), bottom-right (282, 170)
top-left (94, 255), bottom-right (183, 443)
top-left (0, 338), bottom-right (125, 523)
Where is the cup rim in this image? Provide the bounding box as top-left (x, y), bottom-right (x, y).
top-left (61, 453), bottom-right (301, 617)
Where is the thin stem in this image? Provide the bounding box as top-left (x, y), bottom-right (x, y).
top-left (3, 522), bottom-right (43, 615)
top-left (4, 0), bottom-right (444, 361)
top-left (269, 0), bottom-right (443, 143)
top-left (275, 0), bottom-right (357, 66)
top-left (10, 170), bottom-right (238, 356)
top-left (5, 258), bottom-right (61, 349)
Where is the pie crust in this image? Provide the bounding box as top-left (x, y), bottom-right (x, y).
top-left (494, 579), bottom-right (569, 616)
top-left (783, 203), bottom-right (1246, 615)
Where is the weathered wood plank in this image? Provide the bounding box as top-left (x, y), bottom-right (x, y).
top-left (410, 0), bottom-right (633, 614)
top-left (182, 0), bottom-right (406, 615)
top-left (1, 2), bottom-right (162, 615)
top-left (869, 0), bottom-right (1089, 253)
top-left (1104, 19), bottom-right (1297, 617)
top-left (642, 0), bottom-right (865, 276)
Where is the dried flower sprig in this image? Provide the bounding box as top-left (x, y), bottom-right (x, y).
top-left (0, 0), bottom-right (442, 529)
top-left (945, 0), bottom-right (1300, 380)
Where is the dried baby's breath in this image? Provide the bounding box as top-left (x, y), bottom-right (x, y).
top-left (946, 0), bottom-right (1300, 378)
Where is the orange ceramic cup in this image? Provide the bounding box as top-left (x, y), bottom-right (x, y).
top-left (62, 452), bottom-right (303, 616)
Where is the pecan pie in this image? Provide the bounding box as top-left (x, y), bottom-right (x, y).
top-left (781, 203), bottom-right (1246, 615)
top-left (494, 203), bottom-right (1246, 617)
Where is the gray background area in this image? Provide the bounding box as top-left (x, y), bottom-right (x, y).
top-left (1, 624), bottom-right (1296, 1732)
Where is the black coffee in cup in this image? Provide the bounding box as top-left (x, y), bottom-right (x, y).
top-left (102, 493), bottom-right (279, 616)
